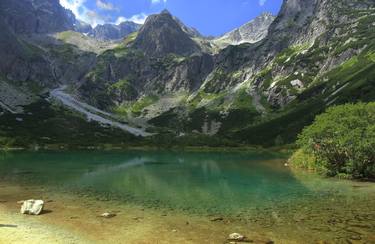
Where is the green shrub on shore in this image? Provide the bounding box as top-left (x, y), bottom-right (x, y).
top-left (290, 102), bottom-right (375, 179)
top-left (0, 136), bottom-right (15, 149)
top-left (289, 149), bottom-right (327, 174)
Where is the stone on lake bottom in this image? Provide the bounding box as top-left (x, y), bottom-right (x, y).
top-left (101, 212), bottom-right (116, 218)
top-left (20, 200), bottom-right (44, 215)
top-left (228, 233), bottom-right (245, 241)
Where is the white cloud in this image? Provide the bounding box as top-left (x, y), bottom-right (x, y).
top-left (59, 0), bottom-right (105, 27)
top-left (151, 0), bottom-right (167, 5)
top-left (86, 10), bottom-right (107, 27)
top-left (115, 13), bottom-right (148, 25)
top-left (259, 0), bottom-right (267, 6)
top-left (60, 0), bottom-right (86, 18)
top-left (96, 0), bottom-right (117, 11)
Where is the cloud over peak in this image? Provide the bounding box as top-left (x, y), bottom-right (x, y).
top-left (151, 0), bottom-right (167, 5)
top-left (96, 0), bottom-right (117, 11)
top-left (60, 0), bottom-right (106, 27)
top-left (115, 13), bottom-right (148, 25)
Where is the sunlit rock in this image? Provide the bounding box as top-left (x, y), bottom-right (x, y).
top-left (228, 233), bottom-right (245, 241)
top-left (20, 200), bottom-right (44, 215)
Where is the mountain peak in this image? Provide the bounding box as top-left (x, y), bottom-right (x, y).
top-left (87, 21), bottom-right (140, 41)
top-left (161, 9), bottom-right (172, 15)
top-left (260, 12), bottom-right (274, 18)
top-left (133, 10), bottom-right (200, 57)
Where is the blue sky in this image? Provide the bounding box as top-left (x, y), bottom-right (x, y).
top-left (60, 0), bottom-right (283, 36)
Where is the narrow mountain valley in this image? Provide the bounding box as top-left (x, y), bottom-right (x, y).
top-left (0, 0), bottom-right (374, 148)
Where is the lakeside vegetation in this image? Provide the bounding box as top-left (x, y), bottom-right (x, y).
top-left (289, 102), bottom-right (375, 180)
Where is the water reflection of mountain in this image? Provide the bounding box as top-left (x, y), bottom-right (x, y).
top-left (0, 150), bottom-right (320, 213)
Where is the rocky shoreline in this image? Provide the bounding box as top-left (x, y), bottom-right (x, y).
top-left (1, 177), bottom-right (374, 243)
top-left (0, 183), bottom-right (283, 244)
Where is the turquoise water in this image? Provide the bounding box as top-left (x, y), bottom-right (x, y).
top-left (0, 150), bottom-right (373, 214)
top-left (0, 150), bottom-right (374, 237)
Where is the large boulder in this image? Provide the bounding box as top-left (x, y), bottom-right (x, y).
top-left (20, 200), bottom-right (44, 215)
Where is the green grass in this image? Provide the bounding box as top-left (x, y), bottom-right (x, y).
top-left (188, 91), bottom-right (225, 109)
top-left (115, 95), bottom-right (159, 116)
top-left (231, 89), bottom-right (255, 109)
top-left (0, 100), bottom-right (140, 149)
top-left (123, 32), bottom-right (138, 46)
top-left (131, 96), bottom-right (159, 115)
top-left (274, 43), bottom-right (311, 65)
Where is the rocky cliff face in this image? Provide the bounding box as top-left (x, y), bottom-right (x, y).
top-left (0, 0), bottom-right (75, 34)
top-left (0, 0), bottom-right (97, 90)
top-left (133, 10), bottom-right (201, 57)
top-left (89, 21), bottom-right (141, 41)
top-left (74, 20), bottom-right (93, 34)
top-left (214, 12), bottom-right (275, 48)
top-left (205, 0), bottom-right (374, 98)
top-left (79, 0), bottom-right (374, 110)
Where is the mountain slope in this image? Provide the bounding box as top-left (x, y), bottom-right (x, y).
top-left (214, 12), bottom-right (275, 48)
top-left (72, 0), bottom-right (375, 146)
top-left (0, 0), bottom-right (75, 34)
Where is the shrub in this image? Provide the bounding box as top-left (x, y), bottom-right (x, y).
top-left (288, 149), bottom-right (327, 173)
top-left (0, 136), bottom-right (15, 149)
top-left (293, 102), bottom-right (375, 179)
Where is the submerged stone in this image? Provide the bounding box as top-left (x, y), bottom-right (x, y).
top-left (20, 200), bottom-right (44, 215)
top-left (100, 212), bottom-right (116, 218)
top-left (228, 233), bottom-right (245, 241)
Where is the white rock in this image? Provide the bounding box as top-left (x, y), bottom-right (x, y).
top-left (20, 200), bottom-right (44, 215)
top-left (100, 212), bottom-right (116, 218)
top-left (228, 233), bottom-right (245, 241)
top-left (290, 79), bottom-right (304, 89)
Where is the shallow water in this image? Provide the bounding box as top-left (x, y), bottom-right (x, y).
top-left (0, 150), bottom-right (374, 242)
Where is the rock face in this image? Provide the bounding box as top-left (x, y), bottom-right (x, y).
top-left (79, 0), bottom-right (374, 113)
top-left (90, 21), bottom-right (141, 41)
top-left (0, 0), bottom-right (75, 34)
top-left (20, 200), bottom-right (44, 215)
top-left (74, 20), bottom-right (93, 34)
top-left (214, 12), bottom-right (275, 47)
top-left (133, 10), bottom-right (201, 57)
top-left (0, 0), bottom-right (96, 89)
